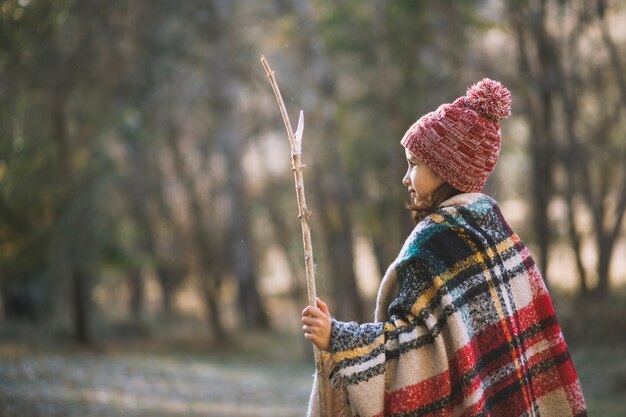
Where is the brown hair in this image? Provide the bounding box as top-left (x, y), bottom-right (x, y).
top-left (406, 182), bottom-right (463, 224)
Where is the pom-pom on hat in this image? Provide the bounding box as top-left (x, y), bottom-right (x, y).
top-left (401, 78), bottom-right (512, 193)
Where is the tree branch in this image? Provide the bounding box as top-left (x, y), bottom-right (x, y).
top-left (260, 55), bottom-right (328, 417)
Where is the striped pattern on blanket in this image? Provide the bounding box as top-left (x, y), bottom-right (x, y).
top-left (324, 193), bottom-right (586, 417)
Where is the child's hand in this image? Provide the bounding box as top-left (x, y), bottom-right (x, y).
top-left (302, 297), bottom-right (332, 351)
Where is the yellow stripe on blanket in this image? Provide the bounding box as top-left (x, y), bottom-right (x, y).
top-left (410, 234), bottom-right (519, 318)
top-left (333, 234), bottom-right (522, 363)
top-left (333, 334), bottom-right (385, 362)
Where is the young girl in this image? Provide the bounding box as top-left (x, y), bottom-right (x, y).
top-left (302, 79), bottom-right (587, 417)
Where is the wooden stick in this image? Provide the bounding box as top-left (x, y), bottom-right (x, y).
top-left (260, 55), bottom-right (328, 417)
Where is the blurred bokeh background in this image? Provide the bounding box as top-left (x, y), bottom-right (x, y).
top-left (1, 0), bottom-right (625, 416)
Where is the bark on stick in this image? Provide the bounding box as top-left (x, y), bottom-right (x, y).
top-left (260, 55), bottom-right (328, 417)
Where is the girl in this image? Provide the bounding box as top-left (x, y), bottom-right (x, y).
top-left (302, 79), bottom-right (586, 417)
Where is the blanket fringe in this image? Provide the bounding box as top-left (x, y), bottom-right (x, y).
top-left (307, 352), bottom-right (352, 417)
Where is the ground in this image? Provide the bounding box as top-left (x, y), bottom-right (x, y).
top-left (0, 331), bottom-right (313, 417)
top-left (0, 329), bottom-right (624, 416)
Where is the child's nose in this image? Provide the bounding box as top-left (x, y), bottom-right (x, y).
top-left (402, 172), bottom-right (410, 186)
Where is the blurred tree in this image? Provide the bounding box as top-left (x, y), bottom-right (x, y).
top-left (0, 0), bottom-right (67, 321)
top-left (508, 0), bottom-right (559, 289)
top-left (210, 0), bottom-right (268, 329)
top-left (2, 0), bottom-right (624, 347)
top-left (260, 176), bottom-right (308, 305)
top-left (288, 0), bottom-right (366, 321)
top-left (350, 0), bottom-right (480, 271)
top-left (0, 0), bottom-right (135, 343)
top-left (508, 0), bottom-right (626, 297)
top-left (113, 1), bottom-right (191, 319)
top-left (259, 0), bottom-right (493, 322)
top-left (165, 126), bottom-right (228, 341)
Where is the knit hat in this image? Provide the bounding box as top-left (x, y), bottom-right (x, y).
top-left (401, 78), bottom-right (512, 193)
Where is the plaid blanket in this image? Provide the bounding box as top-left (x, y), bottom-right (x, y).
top-left (309, 193), bottom-right (586, 417)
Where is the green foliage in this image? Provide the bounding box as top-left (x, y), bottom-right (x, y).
top-left (0, 0), bottom-right (624, 334)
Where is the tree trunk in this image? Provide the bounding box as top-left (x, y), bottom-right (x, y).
top-left (71, 267), bottom-right (91, 345)
top-left (509, 0), bottom-right (626, 299)
top-left (510, 3), bottom-right (557, 288)
top-left (595, 237), bottom-right (611, 298)
top-left (211, 0), bottom-right (268, 329)
top-left (1, 276), bottom-right (39, 321)
top-left (155, 265), bottom-right (177, 316)
top-left (592, 6), bottom-right (626, 298)
top-left (263, 182), bottom-right (307, 304)
top-left (53, 90), bottom-right (95, 344)
top-left (326, 212), bottom-right (363, 321)
top-left (371, 0), bottom-right (416, 271)
top-left (166, 130), bottom-right (228, 342)
top-left (226, 161), bottom-right (268, 328)
top-left (292, 0), bottom-right (365, 322)
top-left (204, 274), bottom-right (228, 344)
top-left (565, 198), bottom-right (589, 295)
top-left (128, 267), bottom-right (144, 319)
top-left (153, 159), bottom-right (188, 316)
top-left (124, 138), bottom-right (152, 319)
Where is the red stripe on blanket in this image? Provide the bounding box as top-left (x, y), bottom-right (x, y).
top-left (531, 353), bottom-right (580, 398)
top-left (385, 370), bottom-right (451, 415)
top-left (449, 342), bottom-right (482, 403)
top-left (447, 292), bottom-right (565, 412)
top-left (471, 293), bottom-right (558, 363)
top-left (383, 294), bottom-right (576, 417)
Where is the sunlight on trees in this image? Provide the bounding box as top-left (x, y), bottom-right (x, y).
top-left (0, 0), bottom-right (624, 345)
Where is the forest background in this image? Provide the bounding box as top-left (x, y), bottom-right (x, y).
top-left (1, 0), bottom-right (625, 416)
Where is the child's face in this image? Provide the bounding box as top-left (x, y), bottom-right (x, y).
top-left (403, 148), bottom-right (444, 203)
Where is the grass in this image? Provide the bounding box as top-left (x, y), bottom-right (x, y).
top-left (0, 311), bottom-right (624, 416)
top-left (0, 331), bottom-right (314, 417)
top-left (569, 345), bottom-right (626, 416)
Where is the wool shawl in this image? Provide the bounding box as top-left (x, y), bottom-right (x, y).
top-left (308, 193), bottom-right (586, 417)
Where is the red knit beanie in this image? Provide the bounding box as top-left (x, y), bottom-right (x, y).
top-left (401, 78), bottom-right (512, 193)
